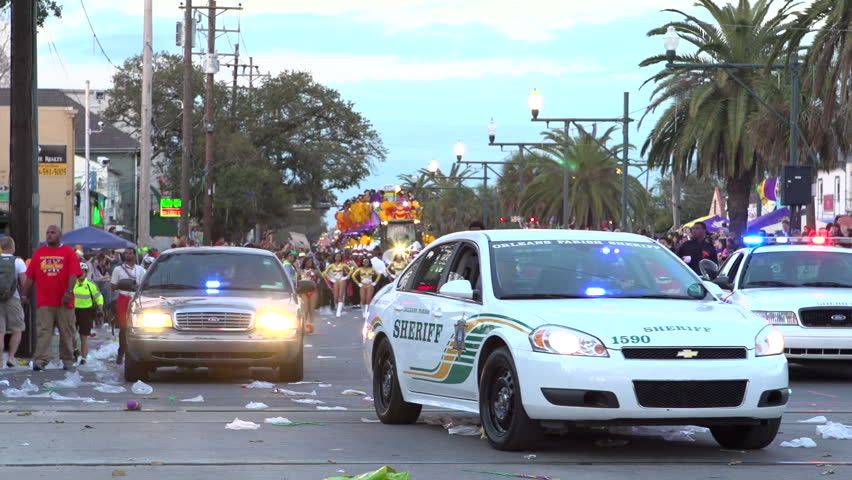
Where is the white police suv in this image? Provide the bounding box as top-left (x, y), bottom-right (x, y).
top-left (713, 235), bottom-right (852, 363)
top-left (362, 230), bottom-right (788, 451)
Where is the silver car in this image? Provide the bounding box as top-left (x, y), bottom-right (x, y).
top-left (123, 247), bottom-right (312, 382)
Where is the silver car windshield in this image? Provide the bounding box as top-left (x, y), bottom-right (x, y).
top-left (142, 253), bottom-right (291, 292)
top-left (489, 239), bottom-right (703, 300)
top-left (741, 251), bottom-right (852, 289)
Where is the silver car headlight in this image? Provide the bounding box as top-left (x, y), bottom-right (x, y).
top-left (133, 311), bottom-right (173, 330)
top-left (753, 310), bottom-right (798, 326)
top-left (529, 325), bottom-right (609, 357)
top-left (256, 311), bottom-right (298, 333)
top-left (755, 325), bottom-right (785, 357)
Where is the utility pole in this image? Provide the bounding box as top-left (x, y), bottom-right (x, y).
top-left (138, 0), bottom-right (153, 247)
top-left (230, 43), bottom-right (239, 120)
top-left (621, 92), bottom-right (630, 232)
top-left (179, 0), bottom-right (193, 240)
top-left (202, 0), bottom-right (216, 246)
top-left (82, 80), bottom-right (91, 229)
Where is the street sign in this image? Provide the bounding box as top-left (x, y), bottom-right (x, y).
top-left (0, 184), bottom-right (8, 210)
top-left (38, 145), bottom-right (68, 177)
top-left (160, 198), bottom-right (183, 217)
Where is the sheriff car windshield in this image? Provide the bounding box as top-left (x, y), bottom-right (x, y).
top-left (742, 250), bottom-right (852, 289)
top-left (141, 252), bottom-right (292, 292)
top-left (490, 239), bottom-right (703, 300)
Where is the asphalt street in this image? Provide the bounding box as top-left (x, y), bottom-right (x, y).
top-left (2, 307), bottom-right (852, 480)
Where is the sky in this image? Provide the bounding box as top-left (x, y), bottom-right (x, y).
top-left (33, 0), bottom-right (712, 225)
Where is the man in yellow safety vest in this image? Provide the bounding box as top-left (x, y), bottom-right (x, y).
top-left (73, 263), bottom-right (104, 365)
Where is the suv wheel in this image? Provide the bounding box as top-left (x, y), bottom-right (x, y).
top-left (372, 339), bottom-right (421, 424)
top-left (710, 418), bottom-right (781, 449)
top-left (479, 346), bottom-right (541, 451)
top-left (277, 336), bottom-right (304, 382)
top-left (124, 354), bottom-right (150, 382)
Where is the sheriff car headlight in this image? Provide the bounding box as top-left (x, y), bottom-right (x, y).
top-left (256, 311), bottom-right (298, 332)
top-left (753, 310), bottom-right (798, 326)
top-left (134, 312), bottom-right (172, 329)
top-left (529, 326), bottom-right (609, 357)
top-left (755, 325), bottom-right (785, 357)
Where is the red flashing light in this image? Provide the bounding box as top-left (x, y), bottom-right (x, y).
top-left (529, 216), bottom-right (538, 223)
top-left (811, 236), bottom-right (826, 245)
top-left (499, 217), bottom-right (507, 222)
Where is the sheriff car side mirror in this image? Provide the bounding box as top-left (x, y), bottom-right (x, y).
top-left (712, 275), bottom-right (732, 290)
top-left (699, 259), bottom-right (719, 280)
top-left (116, 279), bottom-right (137, 291)
top-left (296, 280), bottom-right (316, 295)
top-left (439, 279), bottom-right (474, 300)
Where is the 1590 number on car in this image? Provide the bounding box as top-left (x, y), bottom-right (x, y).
top-left (611, 335), bottom-right (651, 345)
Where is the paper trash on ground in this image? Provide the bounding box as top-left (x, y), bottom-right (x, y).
top-left (275, 388), bottom-right (317, 396)
top-left (448, 425), bottom-right (481, 436)
top-left (780, 437), bottom-right (818, 448)
top-left (799, 416), bottom-right (828, 424)
top-left (317, 406), bottom-right (348, 411)
top-left (181, 395), bottom-right (205, 402)
top-left (341, 389), bottom-right (367, 396)
top-left (131, 381), bottom-right (154, 395)
top-left (225, 418), bottom-right (261, 430)
top-left (291, 398), bottom-right (325, 404)
top-left (246, 402), bottom-right (269, 409)
top-left (242, 380), bottom-right (275, 389)
top-left (816, 422), bottom-right (852, 440)
top-left (90, 342), bottom-right (118, 360)
top-left (608, 425), bottom-right (709, 442)
top-left (0, 380), bottom-right (10, 387)
top-left (264, 417), bottom-right (291, 424)
top-left (45, 371), bottom-right (91, 388)
top-left (317, 356), bottom-right (337, 359)
top-left (2, 379), bottom-right (41, 398)
top-left (361, 418), bottom-right (381, 423)
top-left (94, 384), bottom-right (127, 394)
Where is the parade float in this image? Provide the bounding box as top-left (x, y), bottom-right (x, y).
top-left (329, 186), bottom-right (426, 253)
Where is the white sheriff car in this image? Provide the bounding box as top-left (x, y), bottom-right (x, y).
top-left (713, 236), bottom-right (852, 362)
top-left (362, 230), bottom-right (789, 451)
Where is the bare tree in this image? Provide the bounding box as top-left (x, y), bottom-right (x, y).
top-left (0, 13), bottom-right (10, 88)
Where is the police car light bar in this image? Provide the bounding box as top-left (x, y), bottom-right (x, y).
top-left (742, 236), bottom-right (852, 246)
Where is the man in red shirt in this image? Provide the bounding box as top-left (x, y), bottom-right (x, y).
top-left (21, 225), bottom-right (83, 370)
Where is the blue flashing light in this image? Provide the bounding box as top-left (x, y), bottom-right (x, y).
top-left (206, 289), bottom-right (220, 294)
top-left (775, 236), bottom-right (789, 244)
top-left (205, 280), bottom-right (221, 289)
top-left (743, 235), bottom-right (764, 246)
top-left (584, 287), bottom-right (607, 297)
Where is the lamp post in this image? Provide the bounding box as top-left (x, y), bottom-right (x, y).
top-left (526, 89), bottom-right (633, 230)
top-left (454, 141), bottom-right (511, 228)
top-left (663, 25), bottom-right (805, 229)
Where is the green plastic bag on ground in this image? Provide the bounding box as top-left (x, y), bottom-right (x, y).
top-left (324, 465), bottom-right (411, 480)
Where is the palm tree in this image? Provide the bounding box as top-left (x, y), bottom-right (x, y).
top-left (639, 0), bottom-right (795, 236)
top-left (398, 163), bottom-right (480, 235)
top-left (520, 126), bottom-right (648, 228)
top-left (496, 149), bottom-right (550, 217)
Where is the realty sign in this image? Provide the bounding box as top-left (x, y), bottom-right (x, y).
top-left (38, 145), bottom-right (67, 176)
top-left (160, 198), bottom-right (183, 217)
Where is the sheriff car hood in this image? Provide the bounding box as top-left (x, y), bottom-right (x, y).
top-left (510, 298), bottom-right (764, 349)
top-left (729, 287), bottom-right (852, 312)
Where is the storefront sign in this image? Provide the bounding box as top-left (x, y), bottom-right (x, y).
top-left (160, 198), bottom-right (183, 217)
top-left (38, 145), bottom-right (68, 176)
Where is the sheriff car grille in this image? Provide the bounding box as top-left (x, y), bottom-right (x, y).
top-left (174, 311), bottom-right (252, 331)
top-left (786, 348), bottom-right (852, 356)
top-left (799, 308), bottom-right (852, 328)
top-left (622, 348), bottom-right (747, 360)
top-left (633, 380), bottom-right (747, 408)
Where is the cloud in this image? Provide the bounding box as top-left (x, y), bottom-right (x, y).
top-left (37, 55), bottom-right (118, 90)
top-left (249, 51), bottom-right (604, 83)
top-left (76, 0), bottom-right (689, 42)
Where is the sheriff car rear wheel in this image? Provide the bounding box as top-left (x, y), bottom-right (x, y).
top-left (479, 346), bottom-right (542, 451)
top-left (710, 417), bottom-right (781, 450)
top-left (373, 339), bottom-right (421, 424)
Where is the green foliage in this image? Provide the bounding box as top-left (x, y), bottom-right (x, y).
top-left (399, 163), bottom-right (481, 235)
top-left (650, 174), bottom-right (721, 233)
top-left (0, 0), bottom-right (61, 27)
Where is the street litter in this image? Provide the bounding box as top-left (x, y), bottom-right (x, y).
top-left (424, 414), bottom-right (481, 427)
top-left (45, 371), bottom-right (89, 389)
top-left (448, 425), bottom-right (481, 436)
top-left (305, 344), bottom-right (313, 348)
top-left (292, 398), bottom-right (325, 404)
top-left (364, 396), bottom-right (373, 401)
top-left (341, 389), bottom-right (367, 396)
top-left (131, 381), bottom-right (154, 395)
top-left (324, 465), bottom-right (411, 480)
top-left (524, 455), bottom-right (537, 460)
top-left (0, 380), bottom-right (9, 387)
top-left (319, 384), bottom-right (333, 388)
top-left (242, 380), bottom-right (275, 389)
top-left (264, 417), bottom-right (291, 424)
top-left (361, 418), bottom-right (381, 423)
top-left (127, 400), bottom-right (141, 410)
top-left (18, 443), bottom-right (30, 446)
top-left (94, 384), bottom-right (126, 394)
top-left (288, 381), bottom-right (323, 385)
top-left (608, 425), bottom-right (709, 442)
top-left (461, 469), bottom-right (559, 480)
top-left (91, 342), bottom-right (118, 360)
top-left (246, 402), bottom-right (269, 409)
top-left (2, 379), bottom-right (40, 398)
top-left (780, 437), bottom-right (817, 448)
top-left (800, 416), bottom-right (828, 424)
top-left (317, 406), bottom-right (348, 411)
top-left (78, 359), bottom-right (109, 372)
top-left (95, 370), bottom-right (122, 385)
top-left (816, 422), bottom-right (852, 440)
top-left (181, 395), bottom-right (205, 402)
top-left (225, 418), bottom-right (261, 430)
top-left (270, 421), bottom-right (327, 426)
top-left (49, 392), bottom-right (99, 402)
top-left (317, 356), bottom-right (337, 359)
top-left (275, 388), bottom-right (317, 396)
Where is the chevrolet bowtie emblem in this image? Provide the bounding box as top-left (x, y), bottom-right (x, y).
top-left (676, 349), bottom-right (699, 359)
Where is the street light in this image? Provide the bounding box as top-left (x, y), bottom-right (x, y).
top-left (664, 26), bottom-right (680, 62)
top-left (454, 141), bottom-right (466, 161)
top-left (488, 118), bottom-right (497, 144)
top-left (427, 159), bottom-right (440, 173)
top-left (528, 89), bottom-right (543, 120)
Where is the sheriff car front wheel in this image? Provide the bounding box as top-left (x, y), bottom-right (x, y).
top-left (479, 346), bottom-right (542, 451)
top-left (710, 417), bottom-right (781, 449)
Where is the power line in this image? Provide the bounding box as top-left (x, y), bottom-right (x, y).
top-left (79, 0), bottom-right (116, 67)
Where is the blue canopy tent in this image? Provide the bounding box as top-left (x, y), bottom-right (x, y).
top-left (747, 207), bottom-right (790, 233)
top-left (58, 226), bottom-right (136, 250)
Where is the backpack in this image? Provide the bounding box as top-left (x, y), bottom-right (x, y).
top-left (0, 256), bottom-right (18, 301)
